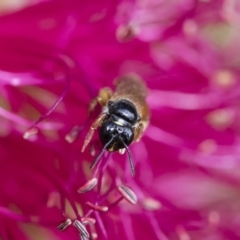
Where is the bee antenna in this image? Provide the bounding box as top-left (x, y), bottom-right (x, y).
top-left (120, 139), bottom-right (135, 177)
top-left (90, 136), bottom-right (115, 170)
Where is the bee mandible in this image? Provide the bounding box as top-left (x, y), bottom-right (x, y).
top-left (82, 74), bottom-right (150, 176)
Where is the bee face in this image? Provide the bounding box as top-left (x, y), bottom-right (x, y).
top-left (99, 121), bottom-right (134, 151)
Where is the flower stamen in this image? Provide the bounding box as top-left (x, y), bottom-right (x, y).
top-left (78, 178), bottom-right (98, 193)
top-left (57, 219), bottom-right (72, 231)
top-left (142, 197), bottom-right (161, 211)
top-left (65, 125), bottom-right (82, 143)
top-left (73, 220), bottom-right (90, 239)
top-left (86, 202), bottom-right (109, 212)
top-left (23, 54), bottom-right (71, 138)
top-left (118, 185), bottom-right (138, 205)
top-left (81, 217), bottom-right (96, 225)
top-left (91, 232), bottom-right (98, 239)
top-left (23, 127), bottom-right (38, 139)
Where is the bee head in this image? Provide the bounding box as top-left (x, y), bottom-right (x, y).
top-left (99, 121), bottom-right (134, 151)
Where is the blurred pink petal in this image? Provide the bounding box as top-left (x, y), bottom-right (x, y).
top-left (1, 0), bottom-right (240, 240)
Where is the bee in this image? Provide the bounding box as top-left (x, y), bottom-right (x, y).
top-left (81, 74), bottom-right (150, 176)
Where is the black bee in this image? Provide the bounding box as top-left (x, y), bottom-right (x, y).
top-left (81, 74), bottom-right (150, 176)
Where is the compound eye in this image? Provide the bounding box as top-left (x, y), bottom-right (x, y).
top-left (99, 121), bottom-right (115, 145)
top-left (121, 127), bottom-right (134, 146)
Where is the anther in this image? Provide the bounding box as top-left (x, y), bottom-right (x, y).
top-left (47, 191), bottom-right (60, 208)
top-left (208, 211), bottom-right (220, 226)
top-left (65, 126), bottom-right (82, 143)
top-left (116, 24), bottom-right (140, 42)
top-left (118, 185), bottom-right (138, 205)
top-left (86, 202), bottom-right (108, 212)
top-left (91, 233), bottom-right (98, 239)
top-left (79, 233), bottom-right (89, 240)
top-left (213, 69), bottom-right (235, 88)
top-left (57, 219), bottom-right (72, 231)
top-left (142, 197), bottom-right (161, 211)
top-left (176, 225), bottom-right (190, 240)
top-left (81, 217), bottom-right (96, 225)
top-left (73, 220), bottom-right (90, 239)
top-left (23, 127), bottom-right (38, 139)
top-left (90, 144), bottom-right (96, 156)
top-left (78, 178), bottom-right (98, 193)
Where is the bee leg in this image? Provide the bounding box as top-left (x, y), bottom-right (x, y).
top-left (81, 113), bottom-right (106, 152)
top-left (66, 88), bottom-right (112, 144)
top-left (88, 87), bottom-right (113, 114)
top-left (81, 88), bottom-right (112, 151)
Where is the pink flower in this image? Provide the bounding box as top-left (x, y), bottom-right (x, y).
top-left (1, 0), bottom-right (240, 239)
